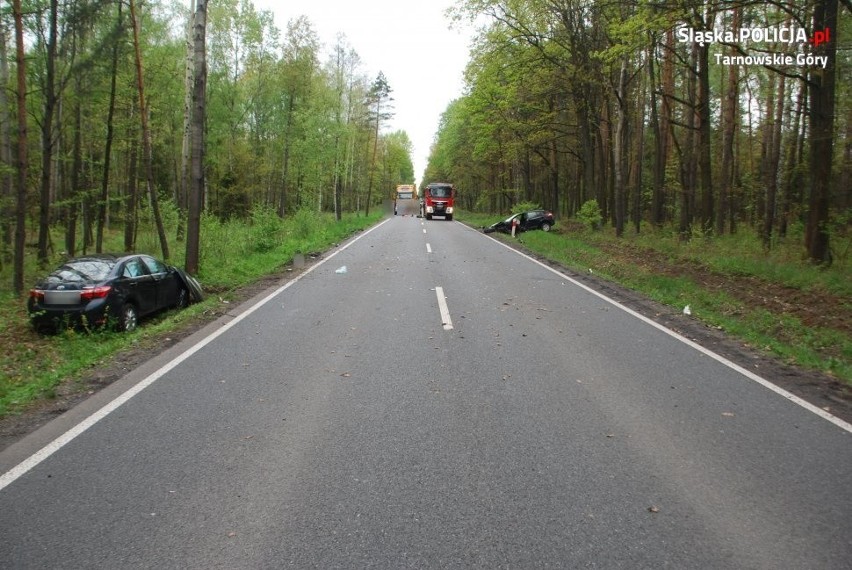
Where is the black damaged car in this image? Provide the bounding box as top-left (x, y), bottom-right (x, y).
top-left (27, 254), bottom-right (203, 333)
top-left (483, 209), bottom-right (556, 234)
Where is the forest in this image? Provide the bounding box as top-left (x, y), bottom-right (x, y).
top-left (425, 0), bottom-right (849, 262)
top-left (1, 0), bottom-right (849, 300)
top-left (1, 0), bottom-right (414, 294)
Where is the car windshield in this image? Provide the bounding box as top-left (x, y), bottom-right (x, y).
top-left (49, 259), bottom-right (115, 284)
top-left (429, 186), bottom-right (452, 198)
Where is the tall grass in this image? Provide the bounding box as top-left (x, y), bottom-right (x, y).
top-left (0, 207), bottom-right (383, 417)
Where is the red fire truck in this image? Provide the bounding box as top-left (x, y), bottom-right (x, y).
top-left (421, 182), bottom-right (455, 221)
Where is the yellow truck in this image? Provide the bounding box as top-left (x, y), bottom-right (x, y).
top-left (396, 184), bottom-right (416, 200)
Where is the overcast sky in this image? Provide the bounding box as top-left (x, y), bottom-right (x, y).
top-left (252, 0), bottom-right (476, 185)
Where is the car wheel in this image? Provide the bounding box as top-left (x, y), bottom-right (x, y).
top-left (118, 303), bottom-right (138, 332)
top-left (176, 287), bottom-right (189, 309)
top-left (446, 214), bottom-right (453, 221)
top-left (541, 222), bottom-right (551, 232)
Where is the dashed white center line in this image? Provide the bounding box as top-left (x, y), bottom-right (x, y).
top-left (426, 243), bottom-right (432, 254)
top-left (435, 286), bottom-right (453, 330)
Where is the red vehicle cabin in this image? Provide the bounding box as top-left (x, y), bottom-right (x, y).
top-left (422, 183), bottom-right (455, 221)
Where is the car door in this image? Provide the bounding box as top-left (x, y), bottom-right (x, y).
top-left (523, 211), bottom-right (541, 230)
top-left (140, 255), bottom-right (179, 311)
top-left (121, 257), bottom-right (158, 315)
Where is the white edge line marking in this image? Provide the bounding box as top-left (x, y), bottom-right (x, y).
top-left (435, 286), bottom-right (453, 330)
top-left (0, 218), bottom-right (393, 492)
top-left (481, 231), bottom-right (852, 434)
top-left (426, 243), bottom-right (432, 254)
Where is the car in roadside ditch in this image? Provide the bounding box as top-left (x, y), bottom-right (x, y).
top-left (483, 209), bottom-right (556, 234)
top-left (27, 254), bottom-right (203, 334)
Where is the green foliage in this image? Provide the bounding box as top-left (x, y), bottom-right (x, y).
top-left (251, 206), bottom-right (284, 253)
top-left (577, 200), bottom-right (603, 230)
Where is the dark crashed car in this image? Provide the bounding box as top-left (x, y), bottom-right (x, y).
top-left (483, 209), bottom-right (555, 234)
top-left (28, 254), bottom-right (203, 333)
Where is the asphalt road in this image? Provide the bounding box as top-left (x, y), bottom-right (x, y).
top-left (1, 214), bottom-right (851, 569)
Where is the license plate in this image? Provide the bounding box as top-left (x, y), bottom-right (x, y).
top-left (44, 291), bottom-right (81, 305)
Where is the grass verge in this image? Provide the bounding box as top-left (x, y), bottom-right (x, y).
top-left (0, 209), bottom-right (383, 418)
top-left (462, 210), bottom-right (851, 383)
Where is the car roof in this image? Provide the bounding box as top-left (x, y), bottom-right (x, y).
top-left (63, 253), bottom-right (159, 266)
top-left (62, 254), bottom-right (119, 264)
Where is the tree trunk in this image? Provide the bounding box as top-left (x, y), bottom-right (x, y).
top-left (657, 29), bottom-right (674, 227)
top-left (679, 44), bottom-right (698, 239)
top-left (0, 21), bottom-right (13, 266)
top-left (124, 126), bottom-right (139, 253)
top-left (805, 0), bottom-right (837, 263)
top-left (696, 41), bottom-right (714, 234)
top-left (178, 0), bottom-right (197, 243)
top-left (278, 96), bottom-right (294, 218)
top-left (780, 81), bottom-right (805, 238)
top-left (366, 99), bottom-right (381, 217)
top-left (129, 0), bottom-right (169, 260)
top-left (37, 0), bottom-right (59, 266)
top-left (97, 4), bottom-right (123, 253)
top-left (612, 57), bottom-right (629, 238)
top-left (763, 73), bottom-right (785, 250)
top-left (717, 7), bottom-right (740, 236)
top-left (632, 58), bottom-right (647, 234)
top-left (66, 90), bottom-right (83, 257)
top-left (185, 0), bottom-right (207, 275)
top-left (12, 0), bottom-right (28, 294)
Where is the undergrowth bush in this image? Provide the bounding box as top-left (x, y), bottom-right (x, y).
top-left (251, 206), bottom-right (284, 253)
top-left (577, 199), bottom-right (603, 230)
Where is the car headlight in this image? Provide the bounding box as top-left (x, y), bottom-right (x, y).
top-left (446, 207), bottom-right (454, 214)
top-left (426, 206), bottom-right (434, 213)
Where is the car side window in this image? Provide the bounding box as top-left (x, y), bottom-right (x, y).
top-left (142, 256), bottom-right (167, 275)
top-left (123, 258), bottom-right (147, 278)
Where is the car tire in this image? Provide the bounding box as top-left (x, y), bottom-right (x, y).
top-left (118, 303), bottom-right (138, 333)
top-left (446, 214), bottom-right (453, 221)
top-left (176, 287), bottom-right (189, 309)
top-left (541, 223), bottom-right (551, 232)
